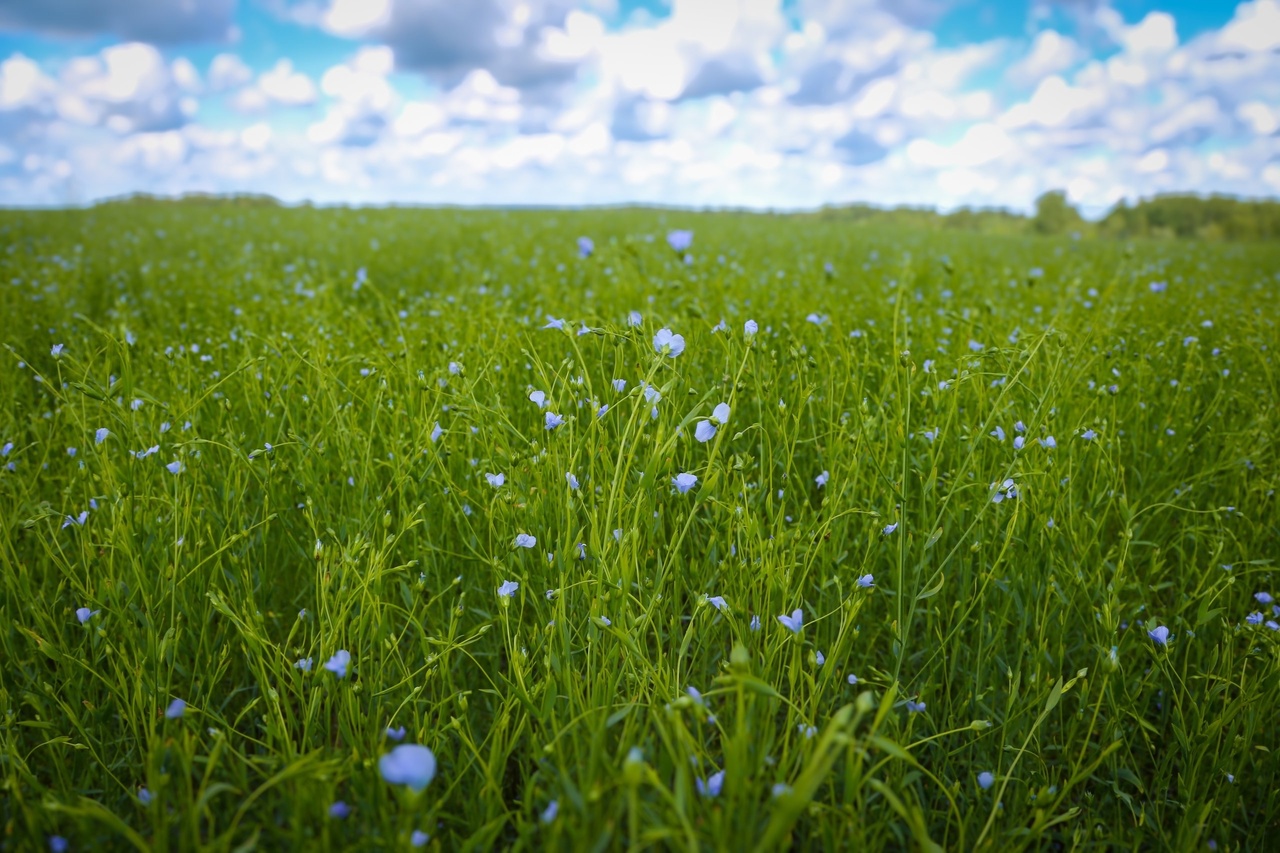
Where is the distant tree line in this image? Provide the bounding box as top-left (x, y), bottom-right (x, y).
top-left (818, 191), bottom-right (1280, 242)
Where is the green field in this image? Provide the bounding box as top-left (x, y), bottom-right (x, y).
top-left (1, 203), bottom-right (1278, 850)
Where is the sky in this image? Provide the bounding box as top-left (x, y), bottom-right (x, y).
top-left (0, 0), bottom-right (1276, 214)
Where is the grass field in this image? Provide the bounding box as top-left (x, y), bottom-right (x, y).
top-left (1, 203), bottom-right (1278, 851)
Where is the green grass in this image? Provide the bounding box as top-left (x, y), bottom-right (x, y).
top-left (1, 203), bottom-right (1278, 851)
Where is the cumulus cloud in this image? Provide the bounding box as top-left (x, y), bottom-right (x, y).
top-left (0, 0), bottom-right (1277, 215)
top-left (0, 0), bottom-right (236, 44)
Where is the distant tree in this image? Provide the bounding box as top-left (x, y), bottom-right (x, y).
top-left (1032, 190), bottom-right (1084, 235)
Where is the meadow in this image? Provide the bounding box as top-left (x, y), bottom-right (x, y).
top-left (0, 202), bottom-right (1277, 851)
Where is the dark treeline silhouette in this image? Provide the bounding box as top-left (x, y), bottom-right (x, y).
top-left (87, 190), bottom-right (1280, 242)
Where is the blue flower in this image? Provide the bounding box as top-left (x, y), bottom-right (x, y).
top-left (411, 830), bottom-right (430, 847)
top-left (1148, 625), bottom-right (1170, 646)
top-left (990, 425), bottom-right (1006, 441)
top-left (1256, 592), bottom-right (1275, 605)
top-left (856, 574), bottom-right (874, 588)
top-left (431, 422), bottom-right (444, 443)
top-left (166, 461), bottom-right (183, 475)
top-left (1013, 436), bottom-right (1025, 450)
top-left (529, 389), bottom-right (547, 408)
top-left (566, 471), bottom-right (580, 490)
top-left (653, 328), bottom-right (685, 357)
top-left (705, 595), bottom-right (727, 611)
top-left (696, 769), bottom-right (723, 798)
top-left (95, 428), bottom-right (109, 444)
top-left (882, 522), bottom-right (898, 535)
top-left (978, 771), bottom-right (994, 789)
top-left (51, 344), bottom-right (64, 357)
top-left (815, 470), bottom-right (829, 488)
top-left (1247, 612), bottom-right (1264, 625)
top-left (1039, 436), bottom-right (1056, 449)
top-left (612, 378), bottom-right (627, 392)
top-left (324, 650), bottom-right (351, 678)
top-left (750, 615), bottom-right (760, 631)
top-left (628, 310), bottom-right (643, 327)
top-left (295, 657), bottom-right (312, 671)
top-left (1081, 429), bottom-right (1098, 441)
top-left (486, 472), bottom-right (505, 487)
top-left (777, 608), bottom-right (803, 633)
top-left (498, 580), bottom-right (519, 598)
top-left (744, 319), bottom-right (758, 336)
top-left (545, 412), bottom-right (564, 430)
top-left (846, 674), bottom-right (858, 685)
top-left (667, 230), bottom-right (693, 252)
top-left (543, 316), bottom-right (566, 330)
top-left (62, 511), bottom-right (88, 529)
top-left (49, 837), bottom-right (68, 853)
top-left (165, 698), bottom-right (187, 719)
top-left (386, 726), bottom-right (407, 742)
top-left (672, 472), bottom-right (697, 494)
top-left (576, 542), bottom-right (587, 559)
top-left (515, 533), bottom-right (536, 548)
top-left (76, 607), bottom-right (98, 623)
top-left (906, 699), bottom-right (926, 713)
top-left (577, 236), bottom-right (594, 258)
top-left (138, 787), bottom-right (152, 805)
top-left (380, 744), bottom-right (437, 792)
top-left (541, 800), bottom-right (559, 824)
top-left (694, 420), bottom-right (716, 443)
top-left (329, 801), bottom-right (350, 819)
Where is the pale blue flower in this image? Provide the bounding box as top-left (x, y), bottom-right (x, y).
top-left (576, 542), bottom-right (587, 559)
top-left (1013, 436), bottom-right (1025, 450)
top-left (166, 461), bottom-right (183, 474)
top-left (847, 674), bottom-right (858, 685)
top-left (515, 533), bottom-right (537, 548)
top-left (696, 769), bottom-right (723, 798)
top-left (1014, 421), bottom-right (1026, 433)
top-left (777, 608), bottom-right (803, 633)
top-left (798, 723), bottom-right (817, 738)
top-left (498, 580), bottom-right (519, 598)
top-left (667, 230), bottom-right (693, 252)
top-left (882, 522), bottom-right (898, 535)
top-left (772, 783), bottom-right (792, 798)
top-left (750, 615), bottom-right (761, 631)
top-left (138, 787), bottom-right (152, 805)
top-left (706, 595), bottom-right (727, 612)
top-left (628, 310), bottom-right (643, 326)
top-left (448, 361), bottom-right (462, 375)
top-left (711, 403), bottom-right (730, 424)
top-left (165, 698), bottom-right (186, 719)
top-left (1267, 621), bottom-right (1280, 631)
top-left (49, 837), bottom-right (68, 853)
top-left (295, 657), bottom-right (312, 671)
top-left (653, 328), bottom-right (685, 357)
top-left (431, 422), bottom-right (444, 442)
top-left (906, 699), bottom-right (926, 713)
top-left (577, 236), bottom-right (594, 258)
top-left (51, 344), bottom-right (64, 357)
top-left (486, 472), bottom-right (505, 487)
top-left (978, 771), bottom-right (994, 790)
top-left (744, 319), bottom-right (758, 336)
top-left (95, 428), bottom-right (109, 444)
top-left (543, 316), bottom-right (566, 330)
top-left (541, 800), bottom-right (559, 823)
top-left (856, 574), bottom-right (874, 588)
top-left (545, 412), bottom-right (564, 430)
top-left (672, 472), bottom-right (697, 493)
top-left (596, 403), bottom-right (608, 417)
top-left (815, 470), bottom-right (829, 488)
top-left (694, 420), bottom-right (717, 442)
top-left (529, 390), bottom-right (547, 408)
top-left (990, 425), bottom-right (1006, 441)
top-left (1256, 592), bottom-right (1274, 605)
top-left (1, 442), bottom-right (11, 456)
top-left (324, 650), bottom-right (351, 678)
top-left (62, 511), bottom-right (88, 529)
top-left (379, 744), bottom-right (437, 792)
top-left (566, 471), bottom-right (580, 490)
top-left (968, 340), bottom-right (984, 352)
top-left (815, 651), bottom-right (825, 666)
top-left (1040, 435), bottom-right (1056, 449)
top-left (1246, 612), bottom-right (1263, 625)
top-left (76, 607), bottom-right (98, 623)
top-left (329, 801), bottom-right (350, 819)
top-left (643, 383), bottom-right (661, 404)
top-left (411, 830), bottom-right (430, 847)
top-left (612, 378), bottom-right (627, 392)
top-left (1148, 625), bottom-right (1170, 645)
top-left (806, 313), bottom-right (828, 325)
top-left (1081, 429), bottom-right (1098, 440)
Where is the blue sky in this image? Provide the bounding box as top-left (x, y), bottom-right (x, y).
top-left (0, 0), bottom-right (1276, 213)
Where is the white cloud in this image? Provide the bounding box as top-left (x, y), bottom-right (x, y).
top-left (1009, 30), bottom-right (1083, 81)
top-left (209, 54), bottom-right (253, 92)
